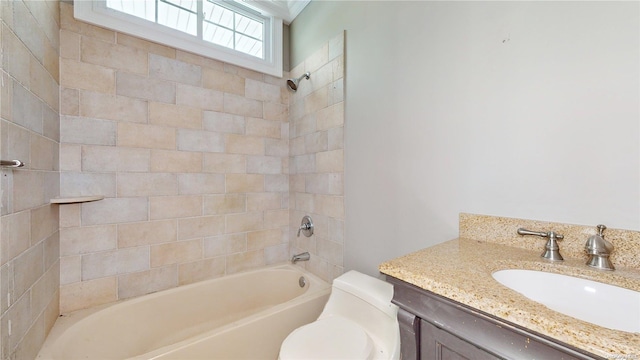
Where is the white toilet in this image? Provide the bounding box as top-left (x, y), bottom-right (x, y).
top-left (279, 271), bottom-right (400, 359)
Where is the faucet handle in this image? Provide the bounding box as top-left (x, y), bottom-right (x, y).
top-left (597, 224), bottom-right (607, 236)
top-left (517, 228), bottom-right (564, 240)
top-left (517, 228), bottom-right (564, 261)
top-left (297, 224), bottom-right (309, 237)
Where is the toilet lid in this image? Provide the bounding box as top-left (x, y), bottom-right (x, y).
top-left (279, 317), bottom-right (374, 360)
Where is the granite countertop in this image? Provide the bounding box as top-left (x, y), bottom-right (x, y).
top-left (379, 238), bottom-right (640, 358)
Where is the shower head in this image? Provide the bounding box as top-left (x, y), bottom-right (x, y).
top-left (287, 72), bottom-right (311, 92)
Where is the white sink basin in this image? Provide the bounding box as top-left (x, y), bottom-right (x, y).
top-left (492, 269), bottom-right (640, 333)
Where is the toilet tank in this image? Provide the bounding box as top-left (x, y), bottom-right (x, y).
top-left (331, 271), bottom-right (398, 319)
top-left (320, 271), bottom-right (400, 358)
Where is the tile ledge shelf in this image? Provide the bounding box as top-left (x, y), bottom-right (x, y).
top-left (50, 195), bottom-right (105, 204)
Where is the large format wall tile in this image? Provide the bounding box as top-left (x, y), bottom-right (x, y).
top-left (59, 0), bottom-right (290, 307)
top-left (289, 32), bottom-right (345, 282)
top-left (1, 1), bottom-right (60, 358)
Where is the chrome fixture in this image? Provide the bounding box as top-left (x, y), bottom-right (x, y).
top-left (298, 276), bottom-right (307, 288)
top-left (292, 252), bottom-right (310, 264)
top-left (286, 72), bottom-right (310, 92)
top-left (1, 160), bottom-right (25, 168)
top-left (297, 215), bottom-right (314, 237)
top-left (585, 224), bottom-right (615, 271)
top-left (517, 228), bottom-right (564, 261)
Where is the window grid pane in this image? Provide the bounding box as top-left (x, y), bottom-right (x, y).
top-left (163, 0), bottom-right (197, 13)
top-left (203, 1), bottom-right (233, 29)
top-left (203, 22), bottom-right (234, 50)
top-left (107, 0), bottom-right (155, 21)
top-left (235, 33), bottom-right (262, 57)
top-left (158, 0), bottom-right (197, 35)
top-left (235, 13), bottom-right (262, 40)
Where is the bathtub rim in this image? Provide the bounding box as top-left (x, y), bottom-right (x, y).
top-left (37, 263), bottom-right (330, 360)
top-left (132, 282), bottom-right (331, 360)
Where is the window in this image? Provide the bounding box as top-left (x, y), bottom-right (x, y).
top-left (202, 2), bottom-right (264, 58)
top-left (75, 0), bottom-right (283, 77)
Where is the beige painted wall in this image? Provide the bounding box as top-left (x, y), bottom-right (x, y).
top-left (1, 1), bottom-right (61, 359)
top-left (290, 1), bottom-right (640, 276)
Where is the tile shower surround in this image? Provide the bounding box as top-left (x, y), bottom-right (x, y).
top-left (288, 33), bottom-right (345, 283)
top-left (0, 1), bottom-right (345, 356)
top-left (58, 1), bottom-right (289, 313)
top-left (57, 3), bottom-right (346, 314)
top-left (1, 1), bottom-right (61, 359)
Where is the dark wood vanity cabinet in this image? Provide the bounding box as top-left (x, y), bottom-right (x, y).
top-left (420, 319), bottom-right (500, 360)
top-left (386, 276), bottom-right (604, 360)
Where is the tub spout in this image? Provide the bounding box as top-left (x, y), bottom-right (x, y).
top-left (291, 252), bottom-right (310, 264)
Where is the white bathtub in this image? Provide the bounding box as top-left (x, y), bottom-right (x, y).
top-left (37, 264), bottom-right (330, 360)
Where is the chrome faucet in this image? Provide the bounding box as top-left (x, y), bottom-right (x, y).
top-left (585, 224), bottom-right (615, 271)
top-left (291, 252), bottom-right (310, 264)
top-left (517, 228), bottom-right (564, 261)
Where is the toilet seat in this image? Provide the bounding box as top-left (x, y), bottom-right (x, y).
top-left (279, 317), bottom-right (375, 360)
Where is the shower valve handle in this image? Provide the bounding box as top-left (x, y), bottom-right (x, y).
top-left (297, 216), bottom-right (314, 237)
top-left (297, 224), bottom-right (310, 236)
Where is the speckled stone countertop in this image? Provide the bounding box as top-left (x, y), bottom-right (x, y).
top-left (379, 238), bottom-right (640, 358)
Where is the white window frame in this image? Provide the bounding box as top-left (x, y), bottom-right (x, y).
top-left (74, 0), bottom-right (283, 77)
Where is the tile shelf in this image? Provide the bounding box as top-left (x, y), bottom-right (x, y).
top-left (50, 195), bottom-right (105, 204)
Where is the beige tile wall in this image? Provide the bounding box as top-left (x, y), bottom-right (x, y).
top-left (58, 2), bottom-right (291, 313)
top-left (289, 32), bottom-right (345, 282)
top-left (1, 7), bottom-right (345, 352)
top-left (1, 1), bottom-right (61, 359)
